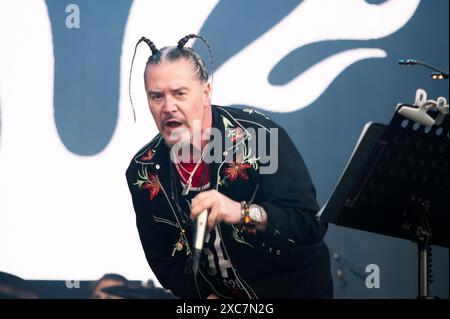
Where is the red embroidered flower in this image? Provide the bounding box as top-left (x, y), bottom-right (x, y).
top-left (140, 148), bottom-right (154, 161)
top-left (142, 173), bottom-right (160, 200)
top-left (224, 162), bottom-right (252, 182)
top-left (230, 128), bottom-right (244, 143)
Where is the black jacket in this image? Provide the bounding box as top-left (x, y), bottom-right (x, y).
top-left (126, 105), bottom-right (333, 298)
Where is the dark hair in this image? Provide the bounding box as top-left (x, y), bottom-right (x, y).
top-left (146, 45), bottom-right (209, 83)
top-left (128, 34), bottom-right (213, 121)
top-left (90, 273), bottom-right (128, 296)
top-left (91, 273), bottom-right (128, 287)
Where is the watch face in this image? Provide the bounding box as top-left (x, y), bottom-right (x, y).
top-left (249, 205), bottom-right (263, 224)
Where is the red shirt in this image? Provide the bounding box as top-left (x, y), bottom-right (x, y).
top-left (176, 161), bottom-right (210, 188)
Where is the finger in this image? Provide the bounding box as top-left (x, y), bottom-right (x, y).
top-left (190, 200), bottom-right (204, 219)
top-left (192, 190), bottom-right (215, 203)
top-left (207, 206), bottom-right (219, 231)
top-left (191, 196), bottom-right (215, 219)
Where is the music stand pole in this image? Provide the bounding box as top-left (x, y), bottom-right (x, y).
top-left (403, 195), bottom-right (433, 298)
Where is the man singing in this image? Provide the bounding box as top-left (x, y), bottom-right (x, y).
top-left (126, 34), bottom-right (332, 299)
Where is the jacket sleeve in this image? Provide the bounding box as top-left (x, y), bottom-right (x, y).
top-left (126, 167), bottom-right (212, 299)
top-left (256, 125), bottom-right (327, 256)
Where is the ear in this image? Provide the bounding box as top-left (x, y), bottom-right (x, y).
top-left (203, 81), bottom-right (211, 105)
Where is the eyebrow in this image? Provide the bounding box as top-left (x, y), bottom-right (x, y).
top-left (147, 87), bottom-right (190, 95)
top-left (171, 87), bottom-right (190, 92)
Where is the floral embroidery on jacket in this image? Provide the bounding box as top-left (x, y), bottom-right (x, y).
top-left (140, 148), bottom-right (154, 162)
top-left (224, 162), bottom-right (252, 182)
top-left (134, 166), bottom-right (160, 200)
top-left (218, 115), bottom-right (260, 187)
top-left (230, 127), bottom-right (245, 143)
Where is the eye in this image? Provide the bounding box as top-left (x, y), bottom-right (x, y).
top-left (175, 91), bottom-right (187, 98)
top-left (150, 93), bottom-right (163, 101)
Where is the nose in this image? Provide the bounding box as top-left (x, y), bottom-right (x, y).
top-left (162, 95), bottom-right (178, 114)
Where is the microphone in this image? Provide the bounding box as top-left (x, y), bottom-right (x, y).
top-left (398, 58), bottom-right (417, 65)
top-left (192, 209), bottom-right (208, 276)
top-left (398, 58), bottom-right (449, 79)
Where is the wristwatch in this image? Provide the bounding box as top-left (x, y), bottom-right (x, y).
top-left (248, 204), bottom-right (264, 225)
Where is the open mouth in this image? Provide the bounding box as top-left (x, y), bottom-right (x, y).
top-left (163, 119), bottom-right (184, 130)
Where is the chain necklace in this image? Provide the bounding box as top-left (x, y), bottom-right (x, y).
top-left (171, 144), bottom-right (210, 196)
top-left (169, 150), bottom-right (209, 222)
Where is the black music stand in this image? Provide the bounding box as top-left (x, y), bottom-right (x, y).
top-left (320, 107), bottom-right (449, 298)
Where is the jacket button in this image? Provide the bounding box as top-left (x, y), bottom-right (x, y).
top-left (155, 164), bottom-right (160, 170)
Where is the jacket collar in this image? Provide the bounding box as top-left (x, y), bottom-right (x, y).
top-left (133, 105), bottom-right (250, 189)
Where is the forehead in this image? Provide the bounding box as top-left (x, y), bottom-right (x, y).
top-left (145, 58), bottom-right (199, 90)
